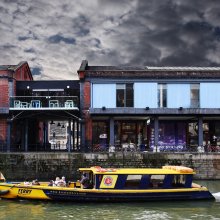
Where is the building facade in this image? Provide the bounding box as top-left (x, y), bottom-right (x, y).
top-left (0, 61), bottom-right (80, 152)
top-left (78, 60), bottom-right (220, 152)
top-left (0, 62), bottom-right (33, 151)
top-left (2, 60), bottom-right (220, 153)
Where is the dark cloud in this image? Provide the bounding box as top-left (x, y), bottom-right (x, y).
top-left (18, 36), bottom-right (30, 41)
top-left (48, 34), bottom-right (76, 45)
top-left (24, 48), bottom-right (35, 53)
top-left (1, 0), bottom-right (220, 79)
top-left (31, 67), bottom-right (42, 75)
top-left (1, 44), bottom-right (16, 49)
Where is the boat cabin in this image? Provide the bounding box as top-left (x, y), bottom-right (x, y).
top-left (78, 166), bottom-right (195, 190)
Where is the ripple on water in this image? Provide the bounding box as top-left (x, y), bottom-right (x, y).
top-left (1, 181), bottom-right (220, 220)
top-left (133, 210), bottom-right (172, 220)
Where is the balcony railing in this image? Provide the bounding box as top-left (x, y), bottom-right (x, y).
top-left (9, 96), bottom-right (79, 110)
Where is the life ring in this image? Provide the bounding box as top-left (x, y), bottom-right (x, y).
top-left (0, 189), bottom-right (9, 196)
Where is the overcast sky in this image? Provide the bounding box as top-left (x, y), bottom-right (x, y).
top-left (1, 0), bottom-right (220, 80)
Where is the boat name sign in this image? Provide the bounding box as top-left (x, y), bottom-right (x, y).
top-left (18, 189), bottom-right (32, 195)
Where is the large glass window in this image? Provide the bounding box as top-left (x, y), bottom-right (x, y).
top-left (114, 121), bottom-right (148, 151)
top-left (203, 121), bottom-right (220, 151)
top-left (188, 122), bottom-right (198, 149)
top-left (158, 84), bottom-right (167, 107)
top-left (116, 83), bottom-right (133, 107)
top-left (92, 121), bottom-right (109, 151)
top-left (190, 84), bottom-right (199, 107)
top-left (157, 121), bottom-right (186, 151)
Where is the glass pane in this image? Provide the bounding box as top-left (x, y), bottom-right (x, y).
top-left (116, 84), bottom-right (125, 90)
top-left (126, 83), bottom-right (133, 107)
top-left (158, 84), bottom-right (167, 107)
top-left (92, 121), bottom-right (108, 151)
top-left (116, 89), bottom-right (125, 107)
top-left (190, 84), bottom-right (199, 107)
top-left (188, 122), bottom-right (198, 148)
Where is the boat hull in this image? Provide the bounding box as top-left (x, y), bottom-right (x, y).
top-left (0, 183), bottom-right (215, 202)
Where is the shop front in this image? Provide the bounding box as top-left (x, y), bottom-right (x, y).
top-left (91, 119), bottom-right (149, 152)
top-left (154, 121), bottom-right (187, 152)
top-left (91, 117), bottom-right (220, 152)
top-left (202, 120), bottom-right (220, 152)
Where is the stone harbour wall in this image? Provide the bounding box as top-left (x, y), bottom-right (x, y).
top-left (0, 152), bottom-right (220, 181)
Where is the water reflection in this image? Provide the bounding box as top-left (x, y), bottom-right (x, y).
top-left (0, 180), bottom-right (220, 220)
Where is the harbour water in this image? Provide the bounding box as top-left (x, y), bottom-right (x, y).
top-left (0, 181), bottom-right (220, 220)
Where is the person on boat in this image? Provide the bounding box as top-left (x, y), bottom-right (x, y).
top-left (54, 177), bottom-right (61, 186)
top-left (58, 176), bottom-right (66, 187)
top-left (24, 179), bottom-right (31, 186)
top-left (32, 179), bottom-right (40, 185)
top-left (54, 176), bottom-right (66, 187)
top-left (48, 180), bottom-right (54, 186)
top-left (80, 173), bottom-right (91, 189)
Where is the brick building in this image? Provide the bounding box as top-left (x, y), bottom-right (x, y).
top-left (0, 61), bottom-right (80, 152)
top-left (0, 62), bottom-right (33, 150)
top-left (78, 60), bottom-right (220, 152)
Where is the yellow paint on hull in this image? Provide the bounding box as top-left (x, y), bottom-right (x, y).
top-left (0, 182), bottom-right (209, 200)
top-left (0, 184), bottom-right (50, 200)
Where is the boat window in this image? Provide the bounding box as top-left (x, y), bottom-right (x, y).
top-left (150, 175), bottom-right (165, 188)
top-left (172, 175), bottom-right (186, 187)
top-left (124, 175), bottom-right (142, 189)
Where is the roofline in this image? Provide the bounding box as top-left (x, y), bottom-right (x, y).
top-left (83, 68), bottom-right (220, 72)
top-left (78, 60), bottom-right (88, 72)
top-left (17, 61), bottom-right (34, 81)
top-left (79, 167), bottom-right (195, 175)
top-left (78, 60), bottom-right (220, 72)
top-left (13, 61), bottom-right (28, 71)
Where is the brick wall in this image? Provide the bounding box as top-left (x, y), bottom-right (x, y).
top-left (0, 118), bottom-right (7, 144)
top-left (14, 63), bottom-right (33, 81)
top-left (83, 81), bottom-right (92, 146)
top-left (0, 152), bottom-right (220, 181)
top-left (0, 78), bottom-right (9, 108)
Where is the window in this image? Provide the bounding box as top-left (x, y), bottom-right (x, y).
top-left (116, 83), bottom-right (133, 107)
top-left (158, 84), bottom-right (167, 107)
top-left (190, 84), bottom-right (199, 107)
top-left (124, 175), bottom-right (142, 189)
top-left (150, 175), bottom-right (165, 188)
top-left (92, 121), bottom-right (109, 151)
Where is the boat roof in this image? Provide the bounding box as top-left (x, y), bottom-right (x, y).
top-left (79, 166), bottom-right (195, 175)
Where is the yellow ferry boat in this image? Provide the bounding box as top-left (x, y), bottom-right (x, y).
top-left (0, 166), bottom-right (215, 202)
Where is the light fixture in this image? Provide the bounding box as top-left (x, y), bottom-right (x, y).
top-left (145, 107), bottom-right (150, 110)
top-left (50, 120), bottom-right (55, 125)
top-left (66, 85), bottom-right (70, 89)
top-left (57, 122), bottom-right (61, 127)
top-left (27, 86), bottom-right (30, 89)
top-left (179, 107), bottom-right (183, 110)
top-left (61, 124), bottom-right (65, 128)
top-left (102, 106), bottom-right (106, 110)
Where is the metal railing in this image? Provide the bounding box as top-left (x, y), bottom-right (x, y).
top-left (89, 144), bottom-right (220, 153)
top-left (1, 143), bottom-right (220, 153)
top-left (9, 96), bottom-right (78, 109)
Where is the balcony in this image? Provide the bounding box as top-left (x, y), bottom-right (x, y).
top-left (9, 96), bottom-right (79, 110)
